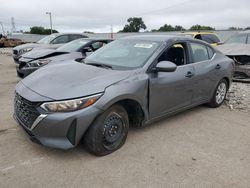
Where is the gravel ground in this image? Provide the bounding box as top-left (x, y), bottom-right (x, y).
top-left (224, 82), bottom-right (250, 113)
top-left (0, 48), bottom-right (12, 56)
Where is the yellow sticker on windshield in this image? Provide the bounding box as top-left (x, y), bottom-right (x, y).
top-left (134, 43), bottom-right (153, 48)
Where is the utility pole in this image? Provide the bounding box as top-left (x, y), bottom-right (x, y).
top-left (110, 24), bottom-right (113, 39)
top-left (0, 22), bottom-right (5, 35)
top-left (11, 17), bottom-right (16, 33)
top-left (46, 12), bottom-right (52, 34)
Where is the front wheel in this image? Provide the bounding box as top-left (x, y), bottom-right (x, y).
top-left (84, 104), bottom-right (129, 156)
top-left (208, 79), bottom-right (228, 108)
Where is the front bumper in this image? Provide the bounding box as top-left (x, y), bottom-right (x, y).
top-left (233, 65), bottom-right (250, 83)
top-left (13, 54), bottom-right (20, 64)
top-left (16, 65), bottom-right (38, 78)
top-left (14, 105), bottom-right (101, 149)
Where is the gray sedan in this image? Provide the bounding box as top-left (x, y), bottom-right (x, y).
top-left (12, 33), bottom-right (88, 64)
top-left (13, 35), bottom-right (234, 156)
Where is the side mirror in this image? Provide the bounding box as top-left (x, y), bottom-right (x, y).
top-left (154, 61), bottom-right (177, 72)
top-left (83, 47), bottom-right (93, 53)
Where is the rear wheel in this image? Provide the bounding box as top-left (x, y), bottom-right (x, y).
top-left (84, 104), bottom-right (129, 156)
top-left (208, 79), bottom-right (228, 108)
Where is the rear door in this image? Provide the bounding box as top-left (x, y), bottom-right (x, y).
top-left (149, 42), bottom-right (196, 119)
top-left (188, 42), bottom-right (220, 103)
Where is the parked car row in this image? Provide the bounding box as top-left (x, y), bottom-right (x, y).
top-left (12, 33), bottom-right (88, 64)
top-left (13, 32), bottom-right (234, 156)
top-left (16, 38), bottom-right (112, 78)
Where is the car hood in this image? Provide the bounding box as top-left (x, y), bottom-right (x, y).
top-left (216, 43), bottom-right (250, 56)
top-left (13, 43), bottom-right (62, 51)
top-left (20, 61), bottom-right (132, 100)
top-left (21, 49), bottom-right (68, 60)
top-left (13, 43), bottom-right (41, 51)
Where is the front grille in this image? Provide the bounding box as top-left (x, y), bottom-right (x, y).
top-left (13, 49), bottom-right (18, 55)
top-left (14, 93), bottom-right (40, 129)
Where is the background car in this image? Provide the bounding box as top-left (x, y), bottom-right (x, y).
top-left (12, 33), bottom-right (88, 64)
top-left (14, 35), bottom-right (234, 156)
top-left (16, 38), bottom-right (112, 78)
top-left (225, 30), bottom-right (250, 44)
top-left (216, 31), bottom-right (250, 82)
top-left (180, 32), bottom-right (223, 46)
top-left (0, 35), bottom-right (25, 47)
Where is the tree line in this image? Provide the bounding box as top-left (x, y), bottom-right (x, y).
top-left (26, 26), bottom-right (58, 35)
top-left (119, 17), bottom-right (250, 32)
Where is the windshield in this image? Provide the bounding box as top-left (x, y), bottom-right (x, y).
top-left (85, 39), bottom-right (161, 70)
top-left (56, 39), bottom-right (90, 52)
top-left (37, 34), bottom-right (57, 44)
top-left (200, 34), bottom-right (220, 43)
top-left (226, 33), bottom-right (247, 44)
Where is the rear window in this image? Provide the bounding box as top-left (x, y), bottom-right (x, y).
top-left (190, 43), bottom-right (209, 63)
top-left (226, 33), bottom-right (247, 44)
top-left (200, 34), bottom-right (220, 44)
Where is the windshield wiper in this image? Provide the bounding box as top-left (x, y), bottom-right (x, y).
top-left (86, 62), bottom-right (113, 69)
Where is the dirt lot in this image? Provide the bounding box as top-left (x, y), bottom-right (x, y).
top-left (0, 51), bottom-right (250, 188)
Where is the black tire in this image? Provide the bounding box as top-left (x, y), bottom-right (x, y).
top-left (208, 79), bottom-right (228, 108)
top-left (84, 104), bottom-right (129, 156)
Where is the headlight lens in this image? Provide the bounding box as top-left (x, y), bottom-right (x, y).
top-left (20, 47), bottom-right (33, 54)
top-left (27, 59), bottom-right (51, 67)
top-left (40, 93), bottom-right (102, 112)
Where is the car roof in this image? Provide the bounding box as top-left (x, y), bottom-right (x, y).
top-left (51, 33), bottom-right (87, 36)
top-left (121, 34), bottom-right (196, 42)
top-left (73, 38), bottom-right (113, 42)
top-left (180, 32), bottom-right (216, 35)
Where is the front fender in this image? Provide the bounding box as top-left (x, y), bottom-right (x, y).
top-left (94, 73), bottom-right (149, 120)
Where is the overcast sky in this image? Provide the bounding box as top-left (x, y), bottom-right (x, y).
top-left (1, 0), bottom-right (250, 33)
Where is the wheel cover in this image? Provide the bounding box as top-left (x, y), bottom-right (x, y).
top-left (102, 113), bottom-right (124, 148)
top-left (216, 82), bottom-right (227, 104)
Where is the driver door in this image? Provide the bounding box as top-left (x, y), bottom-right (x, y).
top-left (149, 42), bottom-right (195, 119)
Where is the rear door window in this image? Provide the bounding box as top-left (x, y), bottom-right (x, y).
top-left (69, 35), bottom-right (83, 42)
top-left (51, 35), bottom-right (69, 44)
top-left (91, 41), bottom-right (104, 51)
top-left (190, 43), bottom-right (209, 63)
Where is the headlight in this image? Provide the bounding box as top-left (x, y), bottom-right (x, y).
top-left (40, 93), bottom-right (102, 112)
top-left (27, 59), bottom-right (51, 67)
top-left (20, 47), bottom-right (33, 54)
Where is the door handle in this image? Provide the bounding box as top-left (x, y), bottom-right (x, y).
top-left (215, 64), bottom-right (221, 69)
top-left (185, 71), bottom-right (194, 78)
